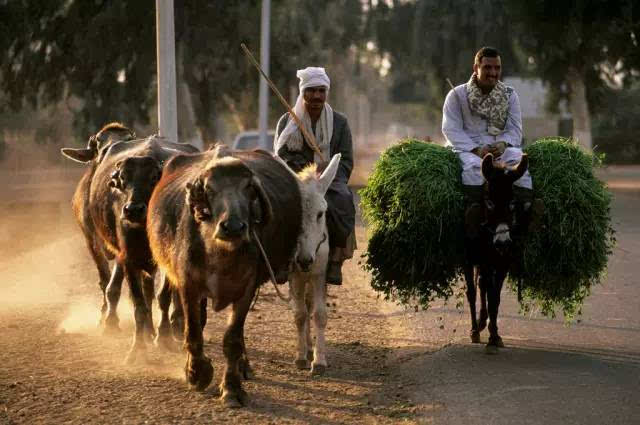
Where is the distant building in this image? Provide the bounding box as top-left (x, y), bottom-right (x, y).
top-left (503, 77), bottom-right (571, 144)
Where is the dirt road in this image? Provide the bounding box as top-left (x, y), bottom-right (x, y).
top-left (0, 183), bottom-right (638, 424)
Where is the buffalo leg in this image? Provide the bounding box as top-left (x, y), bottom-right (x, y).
top-left (141, 273), bottom-right (156, 341)
top-left (156, 275), bottom-right (177, 351)
top-left (171, 289), bottom-right (185, 340)
top-left (103, 263), bottom-right (124, 334)
top-left (220, 280), bottom-right (257, 407)
top-left (290, 276), bottom-right (310, 370)
top-left (310, 275), bottom-right (328, 376)
top-left (464, 264), bottom-right (480, 343)
top-left (123, 266), bottom-right (150, 364)
top-left (182, 285), bottom-right (213, 391)
top-left (85, 238), bottom-right (111, 325)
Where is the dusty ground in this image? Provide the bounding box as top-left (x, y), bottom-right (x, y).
top-left (1, 165), bottom-right (638, 424)
top-left (0, 201), bottom-right (441, 425)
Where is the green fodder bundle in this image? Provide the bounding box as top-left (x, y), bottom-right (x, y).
top-left (360, 137), bottom-right (615, 319)
top-left (513, 137), bottom-right (616, 319)
top-left (359, 139), bottom-right (466, 307)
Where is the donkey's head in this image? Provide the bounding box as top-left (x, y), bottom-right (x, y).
top-left (294, 154), bottom-right (341, 272)
top-left (481, 153), bottom-right (528, 251)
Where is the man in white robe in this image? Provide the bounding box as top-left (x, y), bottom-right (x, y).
top-left (442, 47), bottom-right (541, 248)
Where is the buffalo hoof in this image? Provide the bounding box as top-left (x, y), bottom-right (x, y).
top-left (185, 354), bottom-right (213, 391)
top-left (295, 359), bottom-right (310, 370)
top-left (102, 315), bottom-right (121, 335)
top-left (239, 357), bottom-right (254, 380)
top-left (311, 363), bottom-right (326, 376)
top-left (478, 311), bottom-right (488, 332)
top-left (124, 346), bottom-right (148, 365)
top-left (470, 330), bottom-right (481, 344)
top-left (220, 388), bottom-right (248, 408)
top-left (307, 350), bottom-right (314, 362)
top-left (155, 333), bottom-right (180, 352)
top-left (171, 318), bottom-right (185, 341)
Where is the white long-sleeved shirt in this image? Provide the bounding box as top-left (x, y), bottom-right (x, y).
top-left (442, 83), bottom-right (523, 153)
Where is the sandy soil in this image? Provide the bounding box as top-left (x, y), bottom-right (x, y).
top-left (0, 205), bottom-right (441, 425)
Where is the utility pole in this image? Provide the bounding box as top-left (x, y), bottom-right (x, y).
top-left (156, 0), bottom-right (178, 143)
top-left (258, 0), bottom-right (271, 148)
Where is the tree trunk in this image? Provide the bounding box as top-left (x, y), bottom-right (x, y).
top-left (567, 67), bottom-right (592, 150)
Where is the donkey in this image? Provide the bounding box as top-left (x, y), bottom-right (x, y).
top-left (464, 153), bottom-right (529, 354)
top-left (288, 154), bottom-right (341, 376)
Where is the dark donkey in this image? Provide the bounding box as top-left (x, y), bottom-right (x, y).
top-left (90, 135), bottom-right (199, 361)
top-left (147, 145), bottom-right (302, 407)
top-left (61, 122), bottom-right (136, 326)
top-left (464, 153), bottom-right (529, 354)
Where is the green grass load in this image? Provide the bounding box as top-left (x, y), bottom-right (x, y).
top-left (359, 137), bottom-right (615, 319)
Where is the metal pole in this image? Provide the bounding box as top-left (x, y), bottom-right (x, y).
top-left (156, 0), bottom-right (178, 142)
top-left (258, 0), bottom-right (271, 149)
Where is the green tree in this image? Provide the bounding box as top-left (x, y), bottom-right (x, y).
top-left (368, 0), bottom-right (522, 119)
top-left (507, 0), bottom-right (640, 149)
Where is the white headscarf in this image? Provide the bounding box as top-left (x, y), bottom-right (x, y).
top-left (275, 67), bottom-right (333, 163)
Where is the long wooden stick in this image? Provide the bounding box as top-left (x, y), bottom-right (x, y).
top-left (240, 43), bottom-right (325, 162)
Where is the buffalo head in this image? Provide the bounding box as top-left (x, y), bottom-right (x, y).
top-left (109, 156), bottom-right (161, 226)
top-left (186, 149), bottom-right (272, 245)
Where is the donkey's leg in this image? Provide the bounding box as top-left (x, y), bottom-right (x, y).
top-left (464, 264), bottom-right (480, 343)
top-left (289, 276), bottom-right (310, 370)
top-left (488, 269), bottom-right (507, 349)
top-left (478, 270), bottom-right (488, 332)
top-left (220, 280), bottom-right (257, 408)
top-left (310, 276), bottom-right (329, 376)
top-left (485, 269), bottom-right (504, 354)
top-left (124, 266), bottom-right (150, 364)
top-left (304, 285), bottom-right (313, 362)
top-left (104, 263), bottom-right (124, 334)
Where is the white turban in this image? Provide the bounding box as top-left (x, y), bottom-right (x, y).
top-left (275, 67), bottom-right (333, 163)
top-left (297, 67), bottom-right (331, 91)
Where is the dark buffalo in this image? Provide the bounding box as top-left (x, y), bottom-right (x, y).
top-left (89, 135), bottom-right (199, 361)
top-left (147, 145), bottom-right (302, 406)
top-left (464, 153), bottom-right (529, 354)
top-left (61, 123), bottom-right (136, 326)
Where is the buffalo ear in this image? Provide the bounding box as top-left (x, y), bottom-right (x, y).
top-left (61, 147), bottom-right (96, 163)
top-left (186, 178), bottom-right (211, 222)
top-left (481, 153), bottom-right (495, 180)
top-left (510, 154), bottom-right (529, 181)
top-left (250, 176), bottom-right (273, 226)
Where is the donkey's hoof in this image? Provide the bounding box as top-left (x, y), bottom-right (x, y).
top-left (470, 330), bottom-right (481, 344)
top-left (485, 344), bottom-right (499, 355)
top-left (311, 363), bottom-right (326, 376)
top-left (295, 359), bottom-right (310, 370)
top-left (489, 335), bottom-right (505, 348)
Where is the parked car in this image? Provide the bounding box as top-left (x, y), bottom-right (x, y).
top-left (231, 130), bottom-right (275, 152)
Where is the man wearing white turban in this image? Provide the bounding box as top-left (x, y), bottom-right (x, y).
top-left (275, 67), bottom-right (356, 285)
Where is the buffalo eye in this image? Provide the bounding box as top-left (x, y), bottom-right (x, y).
top-left (317, 211), bottom-right (324, 221)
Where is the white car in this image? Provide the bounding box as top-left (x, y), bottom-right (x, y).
top-left (231, 130), bottom-right (275, 152)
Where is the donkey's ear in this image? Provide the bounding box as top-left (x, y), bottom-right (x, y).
top-left (510, 154), bottom-right (528, 181)
top-left (318, 153), bottom-right (341, 195)
top-left (481, 153), bottom-right (495, 180)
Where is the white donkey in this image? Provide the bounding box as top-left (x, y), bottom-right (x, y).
top-left (283, 153), bottom-right (341, 376)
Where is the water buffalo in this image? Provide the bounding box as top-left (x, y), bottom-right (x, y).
top-left (464, 153), bottom-right (529, 354)
top-left (287, 155), bottom-right (340, 376)
top-left (89, 135), bottom-right (199, 361)
top-left (147, 145), bottom-right (302, 407)
top-left (61, 122), bottom-right (136, 326)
